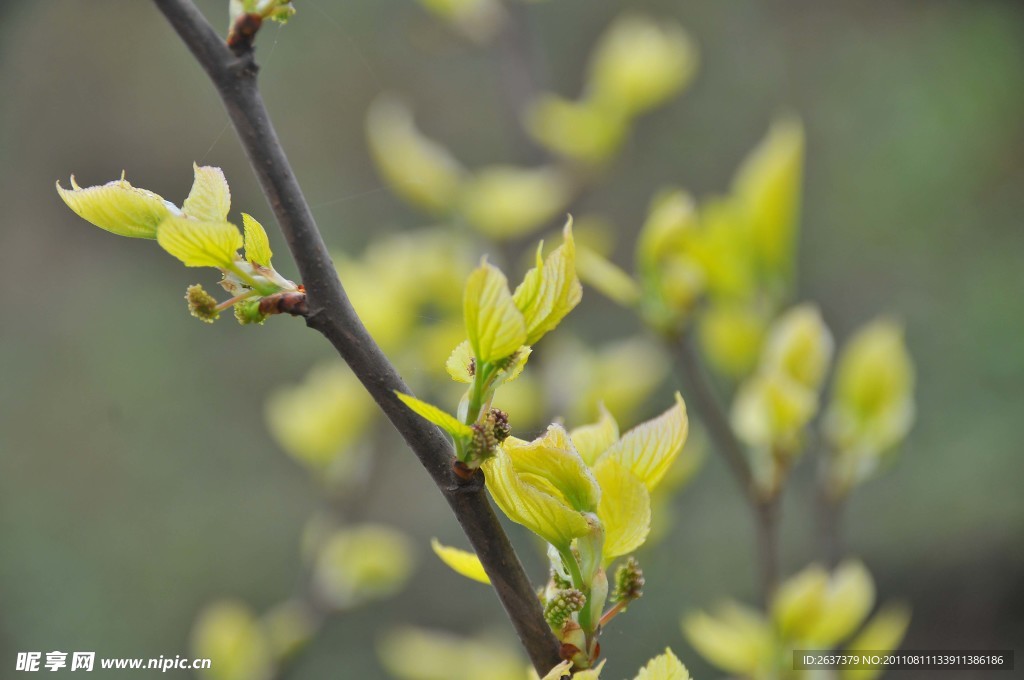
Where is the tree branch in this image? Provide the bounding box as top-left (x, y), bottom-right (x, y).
top-left (668, 330), bottom-right (780, 605)
top-left (151, 0), bottom-right (561, 672)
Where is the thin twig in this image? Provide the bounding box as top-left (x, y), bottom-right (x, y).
top-left (668, 330), bottom-right (780, 605)
top-left (816, 484), bottom-right (845, 568)
top-left (150, 0), bottom-right (561, 672)
top-left (668, 331), bottom-right (754, 495)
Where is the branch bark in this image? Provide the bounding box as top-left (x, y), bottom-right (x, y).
top-left (151, 0), bottom-right (561, 672)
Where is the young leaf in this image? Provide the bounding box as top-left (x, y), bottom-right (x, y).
top-left (56, 174), bottom-right (173, 239)
top-left (599, 393), bottom-right (688, 491)
top-left (513, 219), bottom-right (583, 345)
top-left (503, 425), bottom-right (601, 513)
top-left (482, 448), bottom-right (593, 551)
top-left (570, 403), bottom-right (620, 466)
top-left (587, 15), bottom-right (698, 117)
top-left (760, 304), bottom-right (833, 390)
top-left (156, 216), bottom-right (242, 269)
top-left (811, 560), bottom-right (875, 645)
top-left (430, 538), bottom-right (490, 585)
top-left (538, 660), bottom-right (574, 680)
top-left (576, 246), bottom-right (642, 307)
top-left (242, 213), bottom-right (274, 267)
top-left (634, 648), bottom-right (692, 680)
top-left (732, 117), bottom-right (804, 277)
top-left (445, 340), bottom-right (475, 383)
top-left (593, 457), bottom-right (651, 563)
top-left (366, 95), bottom-right (465, 215)
top-left (463, 260), bottom-right (527, 363)
top-left (182, 164), bottom-right (231, 223)
top-left (395, 392), bottom-right (473, 439)
top-left (460, 166), bottom-right (571, 239)
top-left (683, 603), bottom-right (773, 677)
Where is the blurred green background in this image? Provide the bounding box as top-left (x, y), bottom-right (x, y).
top-left (1, 0), bottom-right (1022, 678)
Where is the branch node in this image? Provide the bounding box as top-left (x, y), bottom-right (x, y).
top-left (227, 12), bottom-right (262, 56)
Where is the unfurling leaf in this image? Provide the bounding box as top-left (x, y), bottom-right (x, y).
top-left (57, 174), bottom-right (173, 239)
top-left (732, 117), bottom-right (804, 278)
top-left (463, 260), bottom-right (527, 363)
top-left (156, 216), bottom-right (243, 269)
top-left (242, 213), bottom-right (273, 267)
top-left (760, 304), bottom-right (833, 390)
top-left (182, 164), bottom-right (231, 223)
top-left (482, 447), bottom-right (593, 551)
top-left (513, 218), bottom-right (583, 345)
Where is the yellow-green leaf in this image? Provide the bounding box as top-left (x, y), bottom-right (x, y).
top-left (732, 117), bottom-right (804, 277)
top-left (482, 447), bottom-right (592, 550)
top-left (445, 340), bottom-right (475, 383)
top-left (574, 661), bottom-right (606, 680)
top-left (366, 95), bottom-right (465, 215)
top-left (682, 603), bottom-right (773, 677)
top-left (587, 15), bottom-right (698, 117)
top-left (460, 165), bottom-right (571, 239)
top-left (538, 660), bottom-right (573, 680)
top-left (825, 318), bottom-right (915, 456)
top-left (499, 346), bottom-right (532, 383)
top-left (156, 216), bottom-right (242, 268)
top-left (634, 648), bottom-right (691, 680)
top-left (524, 94), bottom-right (627, 164)
top-left (810, 560), bottom-right (875, 645)
top-left (430, 538), bottom-right (490, 585)
top-left (463, 260), bottom-right (527, 363)
top-left (731, 371), bottom-right (817, 451)
top-left (593, 458), bottom-right (650, 563)
top-left (191, 601), bottom-right (273, 680)
top-left (182, 164), bottom-right (231, 223)
top-left (57, 174), bottom-right (173, 239)
top-left (637, 189), bottom-right (698, 274)
top-left (761, 304), bottom-right (833, 390)
top-left (576, 246), bottom-right (642, 307)
top-left (571, 403), bottom-right (620, 466)
top-left (773, 563), bottom-right (829, 640)
top-left (599, 393), bottom-right (688, 491)
top-left (840, 604), bottom-right (911, 680)
top-left (445, 340), bottom-right (531, 384)
top-left (513, 218), bottom-right (583, 345)
top-left (503, 425), bottom-right (601, 513)
top-left (242, 213), bottom-right (273, 267)
top-left (395, 392), bottom-right (473, 439)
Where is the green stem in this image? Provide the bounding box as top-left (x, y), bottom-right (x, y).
top-left (559, 547), bottom-right (593, 633)
top-left (215, 289), bottom-right (258, 311)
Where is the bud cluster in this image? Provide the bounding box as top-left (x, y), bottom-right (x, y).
top-left (544, 588), bottom-right (586, 629)
top-left (612, 556), bottom-right (645, 604)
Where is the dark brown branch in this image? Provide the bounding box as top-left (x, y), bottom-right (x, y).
top-left (668, 330), bottom-right (780, 605)
top-left (151, 0), bottom-right (560, 672)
